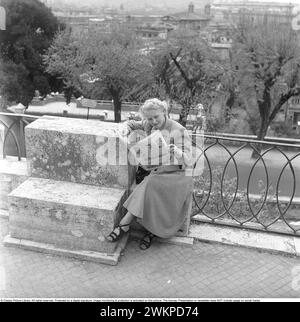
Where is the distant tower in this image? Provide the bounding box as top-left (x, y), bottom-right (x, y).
top-left (188, 2), bottom-right (194, 14)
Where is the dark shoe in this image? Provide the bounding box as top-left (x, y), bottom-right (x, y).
top-left (139, 232), bottom-right (156, 250)
top-left (106, 223), bottom-right (130, 243)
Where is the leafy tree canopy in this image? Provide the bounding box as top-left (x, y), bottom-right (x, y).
top-left (147, 29), bottom-right (223, 125)
top-left (231, 19), bottom-right (300, 140)
top-left (45, 25), bottom-right (153, 122)
top-left (0, 0), bottom-right (63, 106)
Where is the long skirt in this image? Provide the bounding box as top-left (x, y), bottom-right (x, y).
top-left (123, 167), bottom-right (193, 238)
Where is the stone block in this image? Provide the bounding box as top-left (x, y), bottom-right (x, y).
top-left (8, 177), bottom-right (127, 254)
top-left (25, 116), bottom-right (135, 189)
top-left (0, 157), bottom-right (28, 210)
top-left (0, 123), bottom-right (4, 159)
top-left (0, 178), bottom-right (11, 209)
top-left (0, 209), bottom-right (9, 219)
top-left (0, 157), bottom-right (28, 184)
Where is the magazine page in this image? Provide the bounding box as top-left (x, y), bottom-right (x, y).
top-left (129, 130), bottom-right (170, 166)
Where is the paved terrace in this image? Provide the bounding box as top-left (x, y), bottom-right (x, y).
top-left (20, 101), bottom-right (185, 122)
top-left (0, 214), bottom-right (300, 299)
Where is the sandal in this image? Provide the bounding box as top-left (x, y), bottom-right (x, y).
top-left (106, 223), bottom-right (130, 243)
top-left (139, 232), bottom-right (156, 250)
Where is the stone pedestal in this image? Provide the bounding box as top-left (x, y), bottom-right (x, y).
top-left (4, 117), bottom-right (134, 265)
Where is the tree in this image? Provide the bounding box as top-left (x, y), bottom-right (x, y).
top-left (231, 19), bottom-right (300, 142)
top-left (44, 28), bottom-right (85, 103)
top-left (0, 0), bottom-right (63, 107)
top-left (45, 25), bottom-right (153, 122)
top-left (149, 29), bottom-right (223, 126)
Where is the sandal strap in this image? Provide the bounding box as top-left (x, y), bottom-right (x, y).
top-left (140, 232), bottom-right (155, 250)
top-left (119, 223), bottom-right (130, 228)
top-left (107, 231), bottom-right (118, 241)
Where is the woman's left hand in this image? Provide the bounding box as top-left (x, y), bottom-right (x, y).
top-left (168, 144), bottom-right (183, 160)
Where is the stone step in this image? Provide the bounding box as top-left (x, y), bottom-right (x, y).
top-left (0, 124), bottom-right (4, 159)
top-left (25, 116), bottom-right (135, 189)
top-left (0, 156), bottom-right (28, 177)
top-left (4, 233), bottom-right (129, 266)
top-left (0, 157), bottom-right (29, 210)
top-left (0, 209), bottom-right (9, 219)
top-left (0, 178), bottom-right (11, 210)
top-left (0, 157), bottom-right (28, 190)
top-left (7, 177), bottom-right (128, 254)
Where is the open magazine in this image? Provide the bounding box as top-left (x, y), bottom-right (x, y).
top-left (114, 124), bottom-right (205, 175)
top-left (116, 128), bottom-right (172, 168)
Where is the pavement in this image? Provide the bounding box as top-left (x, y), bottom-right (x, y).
top-left (0, 216), bottom-right (300, 299)
top-left (23, 101), bottom-right (180, 122)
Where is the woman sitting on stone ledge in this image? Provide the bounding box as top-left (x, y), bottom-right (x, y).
top-left (106, 98), bottom-right (194, 250)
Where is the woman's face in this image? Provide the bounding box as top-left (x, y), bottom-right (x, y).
top-left (143, 109), bottom-right (166, 130)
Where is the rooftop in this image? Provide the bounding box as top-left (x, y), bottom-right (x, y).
top-left (169, 11), bottom-right (211, 21)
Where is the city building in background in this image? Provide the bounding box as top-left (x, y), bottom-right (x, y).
top-left (162, 2), bottom-right (211, 31)
top-left (211, 1), bottom-right (294, 27)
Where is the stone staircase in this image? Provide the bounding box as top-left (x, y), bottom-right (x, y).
top-left (2, 116), bottom-right (194, 265)
top-left (3, 116), bottom-right (135, 265)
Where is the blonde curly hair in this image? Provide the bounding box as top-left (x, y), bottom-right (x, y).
top-left (139, 98), bottom-right (168, 117)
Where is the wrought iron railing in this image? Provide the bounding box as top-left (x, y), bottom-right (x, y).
top-left (1, 111), bottom-right (300, 236)
top-left (191, 133), bottom-right (300, 236)
top-left (0, 112), bottom-right (40, 160)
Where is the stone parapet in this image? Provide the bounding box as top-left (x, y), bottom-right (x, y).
top-left (25, 116), bottom-right (135, 189)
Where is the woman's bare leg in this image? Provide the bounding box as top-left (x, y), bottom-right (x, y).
top-left (118, 212), bottom-right (134, 231)
top-left (106, 212), bottom-right (134, 242)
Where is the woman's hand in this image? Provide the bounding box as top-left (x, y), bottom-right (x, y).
top-left (119, 124), bottom-right (130, 136)
top-left (168, 144), bottom-right (183, 160)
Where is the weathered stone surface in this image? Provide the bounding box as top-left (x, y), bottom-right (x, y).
top-left (3, 233), bottom-right (129, 265)
top-left (25, 116), bottom-right (135, 188)
top-left (190, 223), bottom-right (297, 255)
top-left (0, 157), bottom-right (29, 210)
top-left (0, 178), bottom-right (11, 209)
top-left (0, 124), bottom-right (4, 158)
top-left (0, 209), bottom-right (9, 219)
top-left (8, 177), bottom-right (127, 253)
top-left (0, 157), bottom-right (28, 181)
